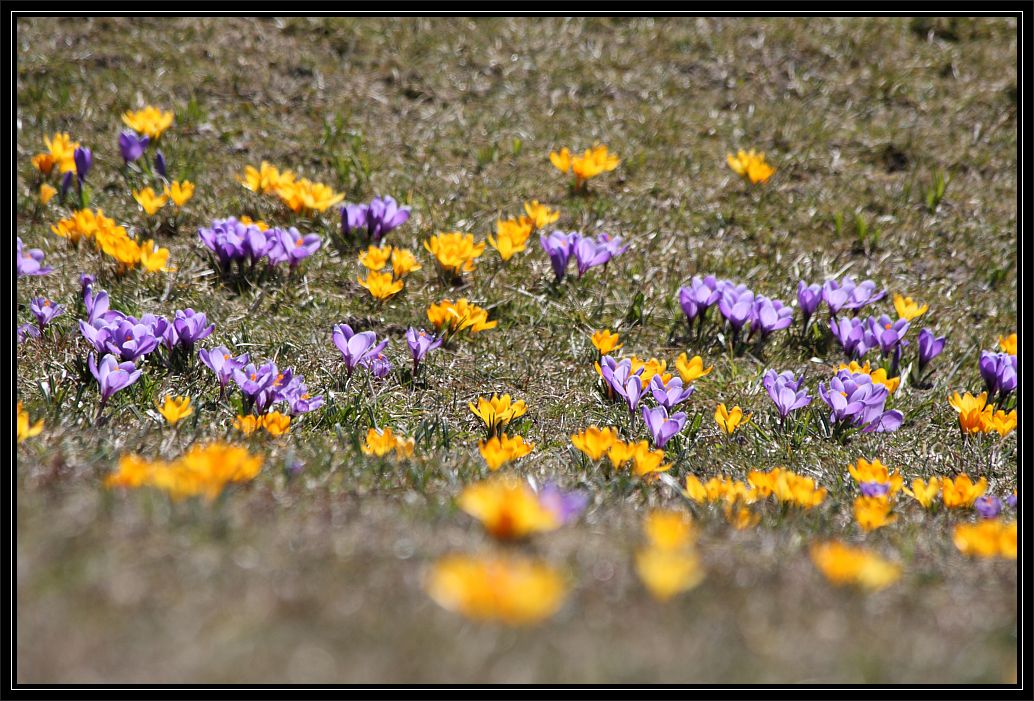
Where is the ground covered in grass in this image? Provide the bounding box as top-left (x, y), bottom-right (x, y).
top-left (15, 17), bottom-right (1018, 683)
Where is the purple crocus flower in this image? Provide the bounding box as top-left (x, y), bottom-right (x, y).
top-left (974, 495), bottom-right (1002, 520)
top-left (17, 238), bottom-right (53, 277)
top-left (763, 369), bottom-right (813, 418)
top-left (341, 203), bottom-right (369, 240)
top-left (73, 146), bottom-right (92, 184)
top-left (718, 284), bottom-right (755, 334)
top-left (751, 296), bottom-right (793, 339)
top-left (29, 297), bottom-right (64, 333)
top-left (155, 150), bottom-right (167, 178)
top-left (233, 361), bottom-right (277, 409)
top-left (119, 131), bottom-right (149, 163)
top-left (797, 281), bottom-right (822, 326)
top-left (283, 378), bottom-right (324, 415)
top-left (199, 345), bottom-right (250, 390)
top-left (642, 405), bottom-right (688, 448)
top-left (406, 327), bottom-right (443, 371)
top-left (979, 351), bottom-right (1017, 400)
top-left (103, 319), bottom-right (160, 361)
top-left (649, 375), bottom-right (695, 409)
top-left (540, 231), bottom-right (576, 281)
top-left (89, 352), bottom-right (142, 406)
top-left (1006, 493), bottom-right (1017, 509)
top-left (538, 482), bottom-right (588, 524)
top-left (678, 275), bottom-right (721, 324)
top-left (818, 369), bottom-right (903, 433)
top-left (595, 233), bottom-right (628, 258)
top-left (365, 195), bottom-right (411, 242)
top-left (59, 171), bottom-right (74, 200)
top-left (572, 234), bottom-right (612, 277)
top-left (859, 481), bottom-right (891, 498)
top-left (138, 313), bottom-right (177, 350)
top-left (362, 350), bottom-right (393, 379)
top-left (275, 227), bottom-right (322, 268)
top-left (18, 323), bottom-right (41, 344)
top-left (867, 315), bottom-right (910, 356)
top-left (332, 323), bottom-right (387, 377)
top-left (198, 218), bottom-right (253, 271)
top-left (599, 355), bottom-right (645, 413)
top-left (822, 276), bottom-right (886, 316)
top-left (172, 309), bottom-right (215, 349)
top-left (830, 317), bottom-right (876, 359)
top-left (917, 328), bottom-right (946, 372)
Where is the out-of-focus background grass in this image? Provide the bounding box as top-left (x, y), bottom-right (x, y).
top-left (16, 17), bottom-right (1017, 683)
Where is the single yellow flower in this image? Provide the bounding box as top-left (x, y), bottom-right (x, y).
top-left (630, 355), bottom-right (670, 386)
top-left (747, 466), bottom-right (826, 509)
top-left (358, 270), bottom-right (405, 302)
top-left (122, 106), bottom-right (175, 140)
top-left (424, 232), bottom-right (486, 276)
top-left (854, 496), bottom-right (897, 533)
top-left (358, 244), bottom-right (393, 271)
top-left (948, 391), bottom-right (993, 434)
top-left (360, 427), bottom-right (414, 459)
top-left (635, 547), bottom-right (705, 601)
top-left (630, 440), bottom-right (671, 479)
top-left (276, 178), bottom-right (344, 214)
top-left (810, 541), bottom-right (901, 591)
top-left (590, 329), bottom-right (622, 356)
top-left (261, 411), bottom-right (291, 437)
top-left (239, 215), bottom-right (269, 231)
top-left (17, 402), bottom-right (44, 443)
top-left (165, 180), bottom-right (195, 207)
top-left (727, 149), bottom-right (775, 185)
top-left (847, 458), bottom-right (904, 497)
top-left (425, 553), bottom-right (568, 625)
top-left (988, 409), bottom-right (1017, 438)
top-left (469, 394), bottom-right (528, 435)
top-left (458, 476), bottom-right (560, 540)
top-left (675, 352), bottom-right (712, 385)
top-left (39, 184), bottom-right (57, 204)
top-left (133, 187), bottom-right (168, 216)
top-left (998, 333), bottom-right (1017, 356)
top-left (44, 132), bottom-right (80, 173)
top-left (32, 152), bottom-right (56, 175)
top-left (941, 474), bottom-right (987, 509)
top-left (643, 509), bottom-right (697, 550)
top-left (156, 395), bottom-right (193, 426)
top-left (714, 403), bottom-right (750, 436)
top-left (549, 147), bottom-right (572, 174)
top-left (138, 240), bottom-right (173, 273)
top-left (523, 200), bottom-right (560, 230)
top-left (241, 161), bottom-right (296, 195)
top-left (478, 433), bottom-right (535, 471)
top-left (606, 439), bottom-right (637, 470)
top-left (904, 477), bottom-right (941, 508)
top-left (390, 247), bottom-right (422, 278)
top-left (893, 293), bottom-right (928, 321)
top-left (570, 426), bottom-right (618, 461)
top-left (234, 414), bottom-right (261, 436)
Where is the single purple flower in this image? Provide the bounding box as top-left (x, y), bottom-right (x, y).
top-left (233, 361), bottom-right (277, 409)
top-left (366, 195), bottom-right (411, 242)
top-left (916, 328), bottom-right (946, 372)
top-left (974, 495), bottom-right (1002, 519)
top-left (718, 284), bottom-right (755, 333)
top-left (362, 351), bottom-right (393, 379)
top-left (763, 369), bottom-right (813, 418)
top-left (29, 297), bottom-right (64, 333)
top-left (333, 323), bottom-right (387, 377)
top-left (199, 345), bottom-right (249, 390)
top-left (17, 238), bottom-right (53, 277)
top-left (540, 231), bottom-right (576, 281)
top-left (595, 233), bottom-right (628, 258)
top-left (1006, 494), bottom-right (1017, 509)
top-left (341, 203), bottom-right (369, 239)
top-left (172, 309), bottom-right (215, 349)
top-left (89, 352), bottom-right (141, 406)
top-left (796, 281), bottom-right (822, 326)
top-left (751, 295), bottom-right (793, 339)
top-left (678, 275), bottom-right (721, 324)
top-left (642, 405), bottom-right (688, 448)
top-left (155, 150), bottom-right (167, 178)
top-left (276, 227), bottom-right (322, 268)
top-left (119, 131), bottom-right (149, 163)
top-left (73, 146), bottom-right (92, 184)
top-left (822, 276), bottom-right (886, 316)
top-left (18, 323), bottom-right (41, 344)
top-left (406, 327), bottom-right (443, 370)
top-left (830, 317), bottom-right (876, 359)
top-left (284, 378), bottom-right (324, 415)
top-left (649, 375), bottom-right (695, 409)
top-left (573, 234), bottom-right (612, 277)
top-left (60, 171), bottom-right (74, 200)
top-left (867, 315), bottom-right (910, 356)
top-left (538, 482), bottom-right (588, 524)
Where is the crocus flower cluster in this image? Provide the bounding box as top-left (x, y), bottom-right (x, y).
top-left (549, 144), bottom-right (620, 190)
top-left (818, 369), bottom-right (903, 433)
top-left (763, 370), bottom-right (812, 419)
top-left (678, 276), bottom-right (793, 344)
top-left (540, 231), bottom-right (627, 282)
top-left (341, 195), bottom-right (411, 244)
top-left (232, 359), bottom-right (323, 416)
top-left (199, 345), bottom-right (250, 394)
top-left (979, 351), bottom-right (1017, 403)
top-left (198, 217), bottom-right (321, 276)
top-left (635, 509), bottom-right (705, 601)
top-left (50, 208), bottom-right (172, 274)
top-left (332, 324), bottom-right (389, 378)
top-left (726, 149), bottom-right (775, 185)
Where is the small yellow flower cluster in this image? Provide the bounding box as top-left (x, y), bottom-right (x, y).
top-left (424, 232), bottom-right (486, 278)
top-left (570, 426), bottom-right (671, 479)
top-left (947, 391), bottom-right (1016, 437)
top-left (458, 476), bottom-right (560, 540)
top-left (591, 329), bottom-right (623, 356)
top-left (488, 199), bottom-right (557, 263)
top-left (234, 411), bottom-right (292, 437)
top-left (17, 402), bottom-right (44, 443)
top-left (132, 181), bottom-right (194, 216)
top-left (838, 361), bottom-right (900, 394)
top-left (726, 148), bottom-right (775, 185)
top-left (747, 466), bottom-right (827, 509)
top-left (847, 458), bottom-right (904, 533)
top-left (550, 144), bottom-right (620, 189)
top-left (32, 132), bottom-right (79, 175)
top-left (635, 509), bottom-right (705, 601)
top-left (901, 473), bottom-right (987, 510)
top-left (470, 394), bottom-right (533, 470)
top-left (105, 442), bottom-right (263, 501)
top-left (426, 298), bottom-right (497, 337)
top-left (953, 519), bottom-right (1017, 559)
top-left (810, 541), bottom-right (901, 591)
top-left (425, 552), bottom-right (568, 626)
top-left (51, 208), bottom-right (172, 274)
top-left (122, 105), bottom-right (175, 140)
top-left (156, 396), bottom-right (193, 426)
top-left (240, 161), bottom-right (344, 214)
top-left (361, 427), bottom-right (415, 458)
top-left (356, 244), bottom-right (421, 302)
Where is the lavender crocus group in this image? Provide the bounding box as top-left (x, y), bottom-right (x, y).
top-left (341, 196), bottom-right (411, 244)
top-left (678, 276), bottom-right (793, 346)
top-left (763, 370), bottom-right (813, 419)
top-left (229, 358), bottom-right (323, 415)
top-left (599, 356), bottom-right (645, 414)
top-left (979, 351), bottom-right (1017, 404)
top-left (818, 369), bottom-right (903, 433)
top-left (198, 217), bottom-right (321, 277)
top-left (540, 231), bottom-right (627, 282)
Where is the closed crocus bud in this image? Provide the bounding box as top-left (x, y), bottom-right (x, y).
top-left (73, 146), bottom-right (92, 183)
top-left (155, 150), bottom-right (167, 178)
top-left (917, 328), bottom-right (946, 371)
top-left (60, 171), bottom-right (74, 200)
top-left (797, 281), bottom-right (822, 325)
top-left (119, 130), bottom-right (149, 163)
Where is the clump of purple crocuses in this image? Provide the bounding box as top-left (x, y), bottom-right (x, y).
top-left (231, 358), bottom-right (323, 416)
top-left (17, 238), bottom-right (53, 277)
top-left (540, 231), bottom-right (627, 282)
top-left (332, 323), bottom-right (390, 379)
top-left (642, 404), bottom-right (688, 448)
top-left (341, 196), bottom-right (411, 244)
top-left (599, 355), bottom-right (645, 414)
top-left (818, 368), bottom-right (903, 434)
top-left (678, 277), bottom-right (793, 351)
top-left (763, 370), bottom-right (813, 423)
top-left (198, 217), bottom-right (321, 280)
top-left (979, 350), bottom-right (1017, 406)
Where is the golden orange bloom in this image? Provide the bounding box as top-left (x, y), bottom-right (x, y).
top-left (261, 411), bottom-right (291, 437)
top-left (156, 395), bottom-right (193, 426)
top-left (591, 329), bottom-right (623, 356)
top-left (723, 503), bottom-right (761, 530)
top-left (427, 298), bottom-right (497, 335)
top-left (390, 247), bottom-right (422, 278)
top-left (122, 106), bottom-right (174, 140)
top-left (39, 184), bottom-right (57, 204)
top-left (715, 403), bottom-right (750, 436)
top-left (165, 180), bottom-right (195, 207)
top-left (941, 474), bottom-right (988, 509)
top-left (478, 433), bottom-right (535, 471)
top-left (239, 215), bottom-right (269, 231)
top-left (358, 270), bottom-right (405, 302)
top-left (43, 132), bottom-right (80, 173)
top-left (17, 402), bottom-right (44, 443)
top-left (425, 553), bottom-right (568, 625)
top-left (675, 353), bottom-right (712, 385)
top-left (630, 440), bottom-right (672, 479)
top-left (241, 161), bottom-right (296, 195)
top-left (469, 394), bottom-right (528, 435)
top-left (644, 509), bottom-right (697, 550)
top-left (570, 426), bottom-right (618, 461)
top-left (948, 391), bottom-right (993, 434)
top-left (893, 293), bottom-right (928, 321)
top-left (847, 458), bottom-right (904, 497)
top-left (904, 477), bottom-right (941, 509)
top-left (726, 149), bottom-right (775, 185)
top-left (105, 442), bottom-right (263, 502)
top-left (234, 414), bottom-right (262, 436)
top-left (424, 232), bottom-right (486, 276)
top-left (458, 476), bottom-right (560, 540)
top-left (838, 361), bottom-right (900, 394)
top-left (998, 333), bottom-right (1017, 356)
top-left (854, 496), bottom-right (897, 533)
top-left (277, 178), bottom-right (345, 214)
top-left (488, 216), bottom-right (534, 262)
top-left (32, 152), bottom-right (56, 175)
top-left (988, 409), bottom-right (1017, 438)
top-left (523, 200), bottom-right (560, 230)
top-left (747, 466), bottom-right (826, 509)
top-left (606, 439), bottom-right (637, 470)
top-left (630, 355), bottom-right (670, 387)
top-left (635, 547), bottom-right (705, 601)
top-left (954, 520), bottom-right (1017, 559)
top-left (358, 244), bottom-right (393, 271)
top-left (361, 427), bottom-right (414, 459)
top-left (810, 541), bottom-right (901, 590)
top-left (133, 187), bottom-right (168, 216)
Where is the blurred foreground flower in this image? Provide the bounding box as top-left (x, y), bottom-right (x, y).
top-left (361, 427), bottom-right (414, 458)
top-left (810, 541), bottom-right (901, 591)
top-left (17, 402), bottom-right (44, 443)
top-left (954, 520), bottom-right (1016, 559)
top-left (426, 553), bottom-right (568, 626)
top-left (479, 434), bottom-right (534, 471)
top-left (105, 442), bottom-right (262, 501)
top-left (636, 509), bottom-right (704, 601)
top-left (458, 477), bottom-right (560, 540)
